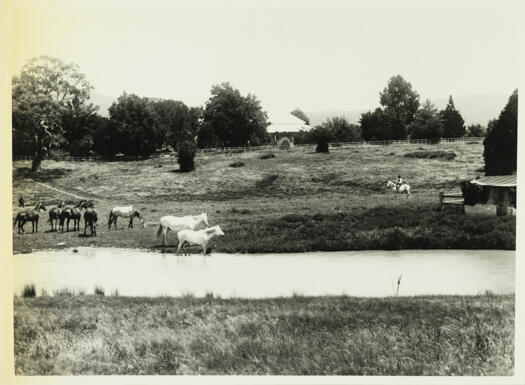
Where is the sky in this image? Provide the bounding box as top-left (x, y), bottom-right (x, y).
top-left (3, 0), bottom-right (520, 114)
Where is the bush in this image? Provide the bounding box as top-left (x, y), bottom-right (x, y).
top-left (310, 126), bottom-right (332, 153)
top-left (229, 161), bottom-right (245, 168)
top-left (260, 153), bottom-right (275, 159)
top-left (404, 151), bottom-right (456, 160)
top-left (22, 284), bottom-right (36, 298)
top-left (461, 180), bottom-right (489, 206)
top-left (177, 140), bottom-right (196, 172)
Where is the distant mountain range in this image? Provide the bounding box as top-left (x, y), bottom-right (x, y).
top-left (306, 94), bottom-right (510, 127)
top-left (91, 92), bottom-right (511, 127)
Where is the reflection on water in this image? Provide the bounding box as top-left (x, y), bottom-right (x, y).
top-left (13, 248), bottom-right (515, 298)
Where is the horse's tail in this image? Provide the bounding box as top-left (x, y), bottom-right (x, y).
top-left (13, 214), bottom-right (19, 227)
top-left (157, 223), bottom-right (164, 239)
top-left (108, 211), bottom-right (113, 226)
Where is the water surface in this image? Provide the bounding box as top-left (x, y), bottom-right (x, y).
top-left (13, 248), bottom-right (515, 298)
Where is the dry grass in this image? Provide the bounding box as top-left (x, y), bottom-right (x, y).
top-left (14, 294), bottom-right (514, 375)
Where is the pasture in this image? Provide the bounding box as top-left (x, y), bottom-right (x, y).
top-left (14, 293), bottom-right (514, 375)
top-left (12, 142), bottom-right (515, 253)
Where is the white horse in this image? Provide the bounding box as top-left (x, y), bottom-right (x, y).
top-left (177, 225), bottom-right (224, 255)
top-left (108, 206), bottom-right (145, 229)
top-left (157, 213), bottom-right (208, 246)
top-left (386, 180), bottom-right (411, 196)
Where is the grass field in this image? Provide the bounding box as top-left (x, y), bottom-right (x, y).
top-left (13, 293), bottom-right (514, 375)
top-left (12, 142), bottom-right (515, 253)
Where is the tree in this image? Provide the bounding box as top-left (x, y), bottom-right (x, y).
top-left (379, 75), bottom-right (420, 139)
top-left (12, 56), bottom-right (95, 171)
top-left (108, 93), bottom-right (163, 156)
top-left (290, 108), bottom-right (310, 125)
top-left (201, 83), bottom-right (268, 147)
top-left (408, 100), bottom-right (443, 142)
top-left (466, 124), bottom-right (486, 137)
top-left (177, 140), bottom-right (196, 172)
top-left (152, 100), bottom-right (202, 149)
top-left (483, 89), bottom-right (518, 176)
top-left (441, 95), bottom-right (466, 138)
top-left (359, 108), bottom-right (392, 141)
top-left (321, 116), bottom-right (361, 142)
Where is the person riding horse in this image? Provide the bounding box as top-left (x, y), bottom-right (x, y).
top-left (395, 175), bottom-right (403, 191)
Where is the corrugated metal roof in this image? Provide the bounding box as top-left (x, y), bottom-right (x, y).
top-left (471, 175), bottom-right (516, 187)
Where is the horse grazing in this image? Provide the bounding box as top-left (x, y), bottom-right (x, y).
top-left (48, 200), bottom-right (65, 231)
top-left (60, 200), bottom-right (88, 232)
top-left (157, 213), bottom-right (208, 247)
top-left (83, 207), bottom-right (98, 236)
top-left (13, 202), bottom-right (46, 234)
top-left (177, 225), bottom-right (225, 256)
top-left (108, 206), bottom-right (145, 230)
top-left (386, 180), bottom-right (411, 197)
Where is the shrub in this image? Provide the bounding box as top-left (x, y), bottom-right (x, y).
top-left (256, 174), bottom-right (279, 188)
top-left (311, 127), bottom-right (332, 153)
top-left (22, 284), bottom-right (36, 298)
top-left (260, 153), bottom-right (275, 159)
top-left (461, 180), bottom-right (489, 206)
top-left (229, 161), bottom-right (245, 168)
top-left (404, 151), bottom-right (456, 160)
top-left (177, 140), bottom-right (196, 172)
top-left (94, 286), bottom-right (105, 296)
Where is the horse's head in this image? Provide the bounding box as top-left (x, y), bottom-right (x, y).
top-left (214, 226), bottom-right (224, 236)
top-left (386, 180), bottom-right (395, 188)
top-left (200, 212), bottom-right (209, 227)
top-left (38, 202), bottom-right (47, 211)
top-left (135, 210), bottom-right (146, 228)
top-left (58, 200), bottom-right (65, 208)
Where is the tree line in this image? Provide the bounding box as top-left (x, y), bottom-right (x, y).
top-left (13, 56), bottom-right (516, 175)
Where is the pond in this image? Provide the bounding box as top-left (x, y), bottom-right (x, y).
top-left (13, 248), bottom-right (515, 298)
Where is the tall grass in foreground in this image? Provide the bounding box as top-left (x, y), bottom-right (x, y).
top-left (14, 294), bottom-right (514, 375)
top-left (21, 284), bottom-right (36, 298)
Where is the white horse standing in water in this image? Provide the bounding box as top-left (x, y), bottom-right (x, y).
top-left (386, 180), bottom-right (411, 197)
top-left (108, 206), bottom-right (145, 229)
top-left (157, 213), bottom-right (208, 246)
top-left (177, 225), bottom-right (224, 255)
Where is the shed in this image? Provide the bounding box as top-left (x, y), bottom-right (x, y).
top-left (266, 111), bottom-right (312, 144)
top-left (471, 175), bottom-right (516, 216)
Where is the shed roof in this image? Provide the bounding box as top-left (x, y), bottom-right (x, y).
top-left (471, 175), bottom-right (516, 187)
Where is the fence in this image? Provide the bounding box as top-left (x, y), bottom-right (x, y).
top-left (13, 136), bottom-right (485, 162)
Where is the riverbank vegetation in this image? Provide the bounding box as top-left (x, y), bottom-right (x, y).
top-left (14, 294), bottom-right (514, 375)
top-left (12, 142), bottom-right (515, 253)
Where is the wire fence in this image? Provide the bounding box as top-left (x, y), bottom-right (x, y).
top-left (13, 136), bottom-right (484, 162)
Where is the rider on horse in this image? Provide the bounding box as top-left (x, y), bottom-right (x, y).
top-left (395, 175), bottom-right (403, 191)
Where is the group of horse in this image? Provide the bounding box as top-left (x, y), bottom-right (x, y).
top-left (14, 199), bottom-right (100, 236)
top-left (14, 199), bottom-right (224, 256)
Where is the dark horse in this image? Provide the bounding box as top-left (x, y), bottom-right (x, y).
top-left (60, 200), bottom-right (92, 232)
top-left (48, 200), bottom-right (65, 231)
top-left (84, 207), bottom-right (98, 236)
top-left (13, 202), bottom-right (46, 234)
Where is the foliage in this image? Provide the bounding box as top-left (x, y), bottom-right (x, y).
top-left (177, 140), bottom-right (197, 172)
top-left (359, 108), bottom-right (393, 141)
top-left (404, 151), bottom-right (456, 160)
top-left (483, 90), bottom-right (518, 176)
top-left (320, 116), bottom-right (361, 142)
top-left (260, 153), bottom-right (275, 159)
top-left (12, 56), bottom-right (95, 171)
top-left (466, 124), bottom-right (486, 137)
top-left (311, 126), bottom-right (332, 153)
top-left (153, 100), bottom-right (201, 149)
top-left (379, 75), bottom-right (420, 139)
top-left (408, 100), bottom-right (443, 142)
top-left (290, 108), bottom-right (310, 125)
top-left (461, 180), bottom-right (489, 206)
top-left (441, 96), bottom-right (466, 138)
top-left (22, 284), bottom-right (36, 298)
top-left (229, 161), bottom-right (245, 168)
top-left (201, 83), bottom-right (269, 147)
top-left (108, 93), bottom-right (164, 157)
